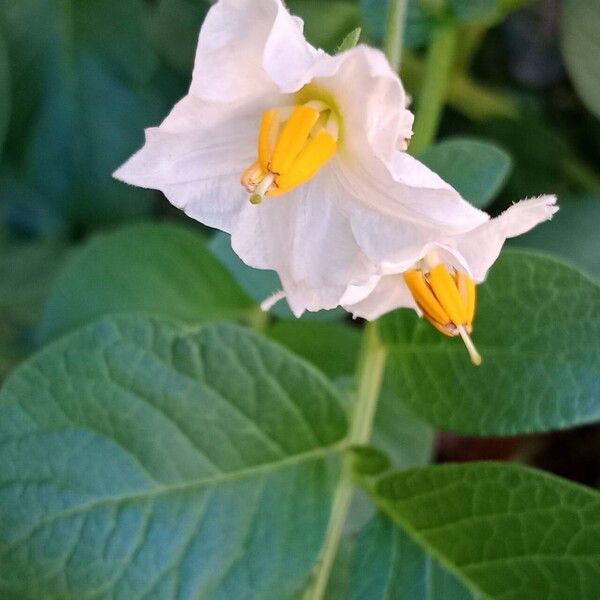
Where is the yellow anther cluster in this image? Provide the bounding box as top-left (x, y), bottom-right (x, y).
top-left (404, 264), bottom-right (481, 365)
top-left (242, 103), bottom-right (338, 203)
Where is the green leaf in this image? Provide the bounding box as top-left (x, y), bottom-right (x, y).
top-left (365, 463), bottom-right (600, 600)
top-left (562, 0), bottom-right (600, 119)
top-left (380, 250), bottom-right (600, 435)
top-left (0, 316), bottom-right (348, 598)
top-left (372, 376), bottom-right (435, 470)
top-left (210, 232), bottom-right (345, 321)
top-left (513, 194), bottom-right (600, 280)
top-left (0, 0), bottom-right (162, 227)
top-left (267, 321), bottom-right (361, 378)
top-left (350, 446), bottom-right (392, 477)
top-left (420, 137), bottom-right (512, 208)
top-left (0, 31), bottom-right (10, 160)
top-left (351, 513), bottom-right (478, 600)
top-left (469, 116), bottom-right (584, 199)
top-left (286, 0), bottom-right (362, 53)
top-left (150, 0), bottom-right (210, 73)
top-left (0, 239), bottom-right (66, 378)
top-left (337, 27), bottom-right (362, 52)
top-left (40, 223), bottom-right (255, 341)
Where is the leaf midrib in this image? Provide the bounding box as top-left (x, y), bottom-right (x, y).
top-left (1, 441), bottom-right (346, 556)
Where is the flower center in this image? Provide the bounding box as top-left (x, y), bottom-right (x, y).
top-left (404, 251), bottom-right (481, 366)
top-left (241, 101), bottom-right (339, 204)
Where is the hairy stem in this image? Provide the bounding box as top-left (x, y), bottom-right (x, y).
top-left (410, 23), bottom-right (460, 154)
top-left (384, 0), bottom-right (409, 72)
top-left (309, 323), bottom-right (387, 599)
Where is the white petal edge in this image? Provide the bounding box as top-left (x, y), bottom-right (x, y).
top-left (450, 195), bottom-right (558, 282)
top-left (343, 275), bottom-right (417, 321)
top-left (191, 0), bottom-right (319, 103)
top-left (114, 95), bottom-right (258, 232)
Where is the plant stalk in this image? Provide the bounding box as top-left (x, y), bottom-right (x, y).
top-left (410, 23), bottom-right (460, 154)
top-left (309, 323), bottom-right (387, 599)
top-left (384, 0), bottom-right (409, 72)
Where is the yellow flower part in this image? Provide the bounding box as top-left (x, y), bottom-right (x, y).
top-left (241, 101), bottom-right (339, 203)
top-left (404, 253), bottom-right (481, 366)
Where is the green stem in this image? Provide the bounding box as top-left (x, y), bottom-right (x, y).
top-left (410, 23), bottom-right (460, 155)
top-left (384, 0), bottom-right (409, 72)
top-left (309, 323), bottom-right (387, 599)
top-left (246, 306), bottom-right (269, 332)
top-left (401, 50), bottom-right (519, 121)
top-left (562, 157), bottom-right (600, 190)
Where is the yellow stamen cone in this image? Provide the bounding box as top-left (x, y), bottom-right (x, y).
top-left (271, 105), bottom-right (320, 175)
top-left (455, 271), bottom-right (476, 331)
top-left (273, 130), bottom-right (337, 194)
top-left (404, 270), bottom-right (451, 327)
top-left (428, 264), bottom-right (468, 326)
top-left (258, 110), bottom-right (280, 170)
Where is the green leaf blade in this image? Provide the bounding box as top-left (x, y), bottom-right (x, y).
top-left (0, 0), bottom-right (162, 226)
top-left (40, 223), bottom-right (255, 341)
top-left (0, 31), bottom-right (10, 159)
top-left (0, 316), bottom-right (348, 598)
top-left (562, 0), bottom-right (600, 119)
top-left (381, 251), bottom-right (600, 435)
top-left (0, 239), bottom-right (66, 378)
top-left (420, 137), bottom-right (512, 208)
top-left (365, 463), bottom-right (600, 600)
top-left (351, 513), bottom-right (478, 600)
top-left (513, 194), bottom-right (600, 280)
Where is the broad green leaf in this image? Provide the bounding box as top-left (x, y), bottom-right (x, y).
top-left (40, 223), bottom-right (255, 341)
top-left (364, 463), bottom-right (600, 600)
top-left (0, 31), bottom-right (9, 159)
top-left (469, 116), bottom-right (584, 199)
top-left (513, 194), bottom-right (600, 280)
top-left (0, 0), bottom-right (161, 226)
top-left (150, 0), bottom-right (210, 72)
top-left (420, 137), bottom-right (512, 208)
top-left (380, 250), bottom-right (600, 435)
top-left (0, 239), bottom-right (66, 378)
top-left (0, 316), bottom-right (348, 599)
top-left (286, 0), bottom-right (362, 53)
top-left (562, 0), bottom-right (600, 119)
top-left (267, 321), bottom-right (361, 378)
top-left (210, 232), bottom-right (345, 321)
top-left (372, 375), bottom-right (435, 470)
top-left (351, 513), bottom-right (478, 600)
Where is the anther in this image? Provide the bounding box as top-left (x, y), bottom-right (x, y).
top-left (241, 101), bottom-right (339, 202)
top-left (404, 252), bottom-right (481, 366)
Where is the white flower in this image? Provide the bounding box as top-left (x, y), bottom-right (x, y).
top-left (114, 0), bottom-right (488, 316)
top-left (342, 195), bottom-right (558, 365)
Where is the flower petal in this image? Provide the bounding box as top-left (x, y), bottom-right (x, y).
top-left (114, 95), bottom-right (257, 232)
top-left (230, 165), bottom-right (377, 315)
top-left (449, 195), bottom-right (558, 281)
top-left (302, 45), bottom-right (413, 165)
top-left (343, 275), bottom-right (416, 320)
top-left (192, 0), bottom-right (319, 102)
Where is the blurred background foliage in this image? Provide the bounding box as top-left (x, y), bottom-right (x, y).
top-left (0, 0), bottom-right (598, 481)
